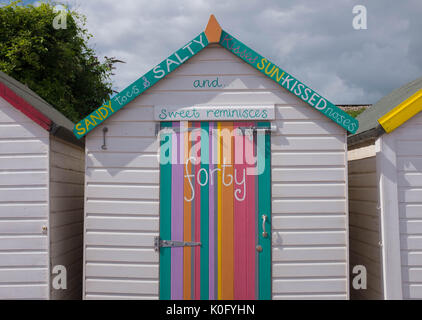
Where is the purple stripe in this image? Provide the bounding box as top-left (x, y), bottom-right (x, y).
top-left (171, 122), bottom-right (184, 299)
top-left (209, 122), bottom-right (215, 299)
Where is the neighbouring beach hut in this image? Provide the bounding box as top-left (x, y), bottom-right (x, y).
top-left (76, 15), bottom-right (359, 300)
top-left (348, 76), bottom-right (422, 300)
top-left (0, 71), bottom-right (84, 299)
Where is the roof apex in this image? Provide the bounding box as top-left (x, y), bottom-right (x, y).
top-left (205, 14), bottom-right (222, 43)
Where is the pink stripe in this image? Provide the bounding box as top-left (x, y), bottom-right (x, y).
top-left (0, 82), bottom-right (52, 131)
top-left (245, 122), bottom-right (256, 299)
top-left (234, 122), bottom-right (248, 299)
top-left (171, 122), bottom-right (184, 299)
top-left (194, 122), bottom-right (201, 300)
top-left (209, 122), bottom-right (215, 299)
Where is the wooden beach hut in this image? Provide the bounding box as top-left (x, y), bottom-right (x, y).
top-left (0, 71), bottom-right (84, 299)
top-left (76, 15), bottom-right (358, 300)
top-left (348, 76), bottom-right (422, 299)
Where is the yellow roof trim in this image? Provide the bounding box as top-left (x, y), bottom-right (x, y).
top-left (378, 88), bottom-right (422, 133)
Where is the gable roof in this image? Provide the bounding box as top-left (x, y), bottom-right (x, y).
top-left (0, 71), bottom-right (83, 147)
top-left (348, 76), bottom-right (422, 146)
top-left (73, 15), bottom-right (359, 139)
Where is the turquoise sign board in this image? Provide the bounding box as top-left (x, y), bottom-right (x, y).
top-left (218, 31), bottom-right (359, 134)
top-left (73, 32), bottom-right (209, 139)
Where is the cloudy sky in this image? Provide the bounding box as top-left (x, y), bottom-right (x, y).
top-left (24, 0), bottom-right (422, 104)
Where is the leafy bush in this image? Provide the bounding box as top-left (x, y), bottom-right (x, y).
top-left (0, 0), bottom-right (122, 122)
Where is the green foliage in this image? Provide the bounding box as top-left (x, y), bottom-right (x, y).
top-left (0, 0), bottom-right (122, 122)
top-left (346, 108), bottom-right (366, 118)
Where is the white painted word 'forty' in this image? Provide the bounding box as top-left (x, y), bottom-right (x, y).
top-left (184, 157), bottom-right (247, 202)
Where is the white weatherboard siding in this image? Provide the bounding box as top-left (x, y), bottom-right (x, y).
top-left (83, 44), bottom-right (348, 299)
top-left (348, 112), bottom-right (422, 300)
top-left (84, 103), bottom-right (159, 300)
top-left (348, 156), bottom-right (383, 299)
top-left (49, 136), bottom-right (84, 299)
top-left (0, 97), bottom-right (49, 299)
top-left (271, 108), bottom-right (348, 300)
top-left (394, 112), bottom-right (422, 299)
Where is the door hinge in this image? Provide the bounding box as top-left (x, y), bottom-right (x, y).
top-left (154, 237), bottom-right (201, 252)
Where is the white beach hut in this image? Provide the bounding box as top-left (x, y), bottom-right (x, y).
top-left (76, 16), bottom-right (358, 300)
top-left (0, 71), bottom-right (84, 299)
top-left (348, 76), bottom-right (422, 299)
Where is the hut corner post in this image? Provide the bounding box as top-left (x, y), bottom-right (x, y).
top-left (376, 134), bottom-right (403, 299)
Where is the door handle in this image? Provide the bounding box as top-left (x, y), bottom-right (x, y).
top-left (262, 215), bottom-right (268, 238)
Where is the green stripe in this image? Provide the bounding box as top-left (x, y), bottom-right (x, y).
top-left (200, 122), bottom-right (209, 299)
top-left (159, 122), bottom-right (172, 300)
top-left (257, 122), bottom-right (271, 300)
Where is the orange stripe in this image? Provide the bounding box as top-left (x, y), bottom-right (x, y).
top-left (220, 122), bottom-right (234, 299)
top-left (183, 122), bottom-right (191, 300)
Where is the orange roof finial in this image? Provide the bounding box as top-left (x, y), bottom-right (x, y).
top-left (205, 14), bottom-right (222, 43)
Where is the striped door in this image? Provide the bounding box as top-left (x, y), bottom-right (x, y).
top-left (159, 121), bottom-right (271, 300)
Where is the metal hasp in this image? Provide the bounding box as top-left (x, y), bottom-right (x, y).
top-left (238, 124), bottom-right (277, 134)
top-left (154, 236), bottom-right (201, 252)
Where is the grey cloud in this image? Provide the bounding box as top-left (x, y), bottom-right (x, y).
top-left (67, 0), bottom-right (422, 104)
